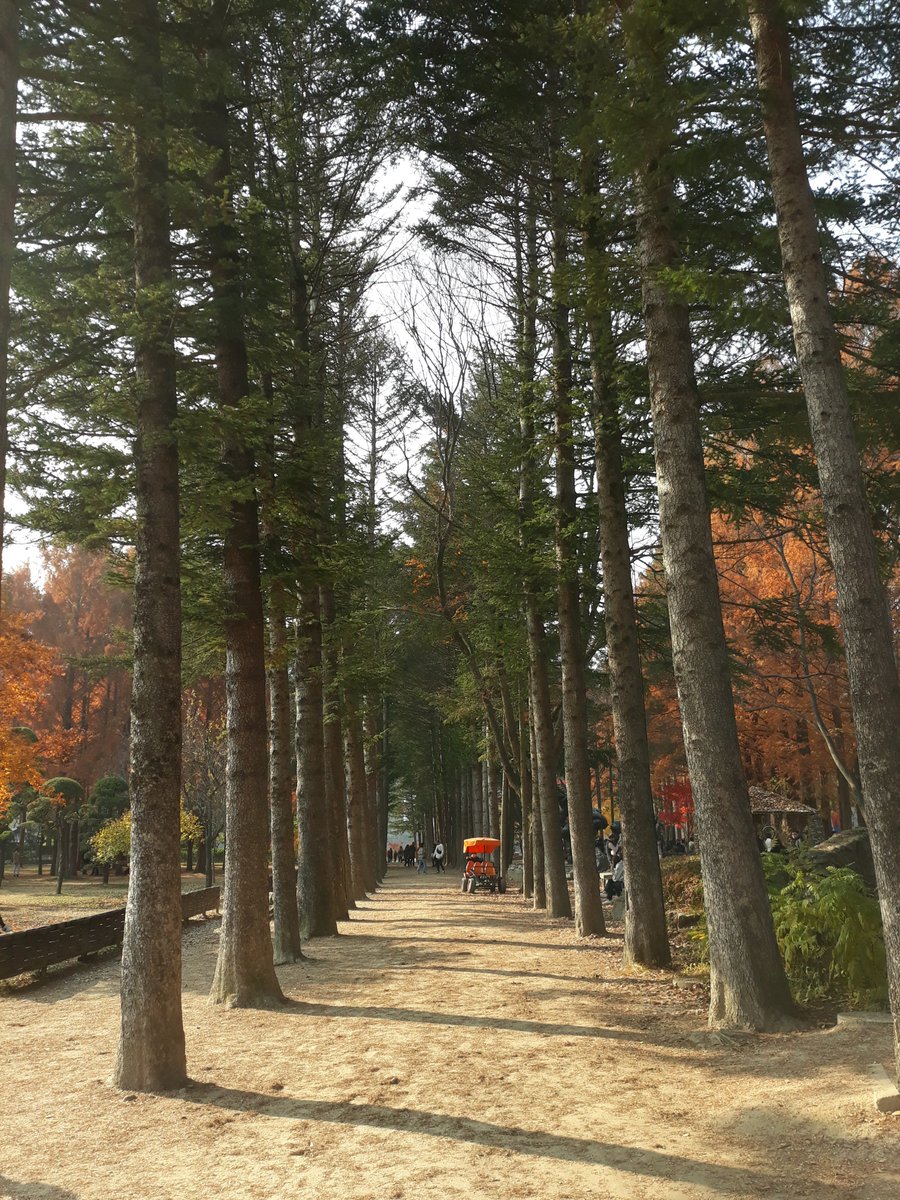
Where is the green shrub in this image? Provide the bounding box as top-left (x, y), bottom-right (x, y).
top-left (663, 852), bottom-right (887, 1006)
top-left (762, 854), bottom-right (887, 1009)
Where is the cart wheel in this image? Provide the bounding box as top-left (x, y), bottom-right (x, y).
top-left (498, 877), bottom-right (507, 894)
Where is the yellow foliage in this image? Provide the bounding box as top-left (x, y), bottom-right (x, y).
top-left (90, 810), bottom-right (132, 863)
top-left (180, 806), bottom-right (202, 844)
top-left (90, 805), bottom-right (203, 863)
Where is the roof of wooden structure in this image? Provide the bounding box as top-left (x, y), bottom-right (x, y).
top-left (748, 785), bottom-right (817, 815)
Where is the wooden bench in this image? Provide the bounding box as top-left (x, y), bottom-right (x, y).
top-left (0, 886), bottom-right (220, 982)
top-left (179, 886), bottom-right (220, 922)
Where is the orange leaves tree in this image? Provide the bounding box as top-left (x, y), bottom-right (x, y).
top-left (0, 613), bottom-right (57, 813)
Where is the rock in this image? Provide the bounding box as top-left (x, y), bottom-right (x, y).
top-left (868, 1063), bottom-right (900, 1113)
top-left (805, 829), bottom-right (876, 888)
top-left (672, 974), bottom-right (699, 990)
top-left (673, 911), bottom-right (701, 929)
top-left (836, 1011), bottom-right (892, 1026)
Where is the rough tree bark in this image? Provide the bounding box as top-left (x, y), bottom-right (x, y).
top-left (296, 584), bottom-right (338, 937)
top-left (749, 0), bottom-right (900, 1074)
top-left (268, 581), bottom-right (302, 964)
top-left (365, 702), bottom-right (386, 885)
top-left (526, 610), bottom-right (572, 919)
top-left (321, 583), bottom-right (351, 920)
top-left (346, 707), bottom-right (369, 900)
top-left (520, 707), bottom-right (534, 899)
top-left (587, 340), bottom-right (669, 966)
top-left (550, 166), bottom-right (605, 937)
top-left (0, 0), bottom-right (15, 608)
top-left (203, 26), bottom-right (282, 1008)
top-left (115, 0), bottom-right (187, 1090)
top-left (632, 136), bottom-right (795, 1028)
top-left (515, 194), bottom-right (569, 916)
top-left (528, 687), bottom-right (547, 910)
top-left (580, 171), bottom-right (669, 963)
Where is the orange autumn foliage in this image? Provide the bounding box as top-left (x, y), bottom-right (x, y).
top-left (1, 550), bottom-right (133, 801)
top-left (0, 612), bottom-right (58, 812)
top-left (714, 512), bottom-right (854, 793)
top-left (641, 494), bottom-right (899, 812)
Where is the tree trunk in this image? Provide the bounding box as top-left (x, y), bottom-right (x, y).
top-left (365, 702), bottom-right (385, 885)
top-left (528, 688), bottom-right (547, 910)
top-left (69, 813), bottom-right (80, 877)
top-left (588, 362), bottom-right (670, 965)
top-left (114, 0), bottom-right (187, 1090)
top-left (55, 820), bottom-right (65, 895)
top-left (0, 0), bottom-right (15, 609)
top-left (202, 43), bottom-right (282, 1008)
top-left (550, 175), bottom-right (605, 938)
top-left (470, 760), bottom-right (480, 838)
top-left (526, 605), bottom-right (572, 919)
top-left (296, 585), bottom-right (338, 937)
top-left (268, 581), bottom-right (302, 963)
top-left (520, 708), bottom-right (534, 898)
top-left (500, 773), bottom-right (513, 873)
top-left (832, 705), bottom-right (853, 833)
top-left (631, 119), bottom-right (794, 1029)
top-left (581, 206), bottom-right (670, 965)
top-left (515, 181), bottom-right (563, 916)
top-left (321, 584), bottom-right (351, 919)
top-left (749, 0), bottom-right (900, 1072)
top-left (346, 708), bottom-right (369, 900)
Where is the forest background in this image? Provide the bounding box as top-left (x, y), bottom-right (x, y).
top-left (0, 0), bottom-right (898, 1087)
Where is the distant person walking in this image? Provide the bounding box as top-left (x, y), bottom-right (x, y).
top-left (12, 848), bottom-right (21, 878)
top-left (416, 844), bottom-right (427, 873)
top-left (432, 842), bottom-right (445, 873)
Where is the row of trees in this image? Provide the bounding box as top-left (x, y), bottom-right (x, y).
top-left (359, 0), bottom-right (899, 1070)
top-left (1, 0), bottom-right (409, 1089)
top-left (0, 0), bottom-right (897, 1092)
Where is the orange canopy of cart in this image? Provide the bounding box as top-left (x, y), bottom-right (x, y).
top-left (463, 837), bottom-right (501, 854)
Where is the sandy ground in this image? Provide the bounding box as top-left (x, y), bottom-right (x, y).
top-left (1, 870), bottom-right (898, 1200)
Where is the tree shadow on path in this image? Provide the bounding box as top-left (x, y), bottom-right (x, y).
top-left (384, 962), bottom-right (661, 988)
top-left (180, 1085), bottom-right (849, 1197)
top-left (352, 933), bottom-right (619, 953)
top-left (0, 1177), bottom-right (80, 1199)
top-left (279, 998), bottom-right (668, 1042)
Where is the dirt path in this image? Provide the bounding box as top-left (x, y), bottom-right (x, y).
top-left (1, 871), bottom-right (897, 1200)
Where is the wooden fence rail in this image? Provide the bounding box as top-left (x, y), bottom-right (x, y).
top-left (0, 886), bottom-right (220, 982)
